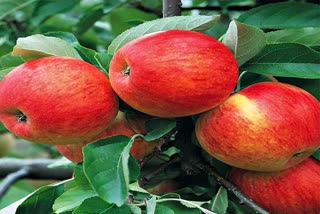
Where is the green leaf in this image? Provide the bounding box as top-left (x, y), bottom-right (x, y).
top-left (73, 43), bottom-right (108, 74)
top-left (74, 4), bottom-right (104, 35)
top-left (72, 196), bottom-right (113, 214)
top-left (83, 136), bottom-right (133, 206)
top-left (0, 68), bottom-right (14, 81)
top-left (16, 179), bottom-right (71, 214)
top-left (0, 122), bottom-right (8, 132)
top-left (145, 118), bottom-right (176, 141)
top-left (210, 186), bottom-right (228, 214)
top-left (238, 2), bottom-right (320, 29)
top-left (53, 185), bottom-right (97, 213)
top-left (0, 0), bottom-right (36, 20)
top-left (146, 196), bottom-right (157, 214)
top-left (12, 34), bottom-right (82, 61)
top-left (223, 20), bottom-right (266, 66)
top-left (242, 43), bottom-right (320, 79)
top-left (159, 201), bottom-right (200, 214)
top-left (102, 205), bottom-right (131, 214)
top-left (155, 204), bottom-right (175, 214)
top-left (108, 15), bottom-right (220, 55)
top-left (74, 164), bottom-right (89, 186)
top-left (313, 149), bottom-right (320, 160)
top-left (31, 0), bottom-right (80, 26)
top-left (266, 28), bottom-right (320, 47)
top-left (0, 52), bottom-right (24, 69)
top-left (44, 31), bottom-right (79, 44)
top-left (128, 204), bottom-right (142, 214)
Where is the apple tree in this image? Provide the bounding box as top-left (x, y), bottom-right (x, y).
top-left (0, 0), bottom-right (319, 213)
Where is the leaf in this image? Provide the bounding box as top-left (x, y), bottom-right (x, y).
top-left (53, 185), bottom-right (97, 213)
top-left (74, 4), bottom-right (104, 35)
top-left (242, 43), bottom-right (320, 79)
top-left (108, 15), bottom-right (220, 55)
top-left (47, 157), bottom-right (75, 170)
top-left (313, 149), bottom-right (320, 160)
top-left (266, 28), bottom-right (320, 47)
top-left (12, 34), bottom-right (82, 61)
top-left (146, 196), bottom-right (157, 214)
top-left (0, 0), bottom-right (36, 20)
top-left (15, 179), bottom-right (71, 214)
top-left (237, 2), bottom-right (320, 29)
top-left (210, 186), bottom-right (228, 214)
top-left (73, 43), bottom-right (108, 74)
top-left (145, 118), bottom-right (176, 141)
top-left (83, 136), bottom-right (134, 206)
top-left (159, 201), bottom-right (201, 214)
top-left (0, 122), bottom-right (8, 132)
top-left (31, 0), bottom-right (80, 26)
top-left (73, 164), bottom-right (89, 186)
top-left (44, 31), bottom-right (79, 44)
top-left (155, 204), bottom-right (175, 214)
top-left (0, 68), bottom-right (14, 81)
top-left (223, 20), bottom-right (266, 66)
top-left (72, 196), bottom-right (113, 214)
top-left (0, 52), bottom-right (24, 69)
top-left (128, 204), bottom-right (142, 214)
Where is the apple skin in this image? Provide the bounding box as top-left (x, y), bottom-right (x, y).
top-left (228, 158), bottom-right (320, 214)
top-left (196, 82), bottom-right (320, 172)
top-left (109, 29), bottom-right (238, 118)
top-left (146, 180), bottom-right (180, 195)
top-left (56, 111), bottom-right (161, 163)
top-left (0, 56), bottom-right (118, 145)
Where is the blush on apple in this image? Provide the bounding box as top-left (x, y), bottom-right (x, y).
top-left (56, 111), bottom-right (162, 163)
top-left (109, 29), bottom-right (238, 118)
top-left (0, 56), bottom-right (119, 145)
top-left (196, 82), bottom-right (320, 172)
top-left (228, 158), bottom-right (320, 214)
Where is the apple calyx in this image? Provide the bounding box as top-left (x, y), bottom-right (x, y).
top-left (16, 112), bottom-right (27, 123)
top-left (121, 66), bottom-right (131, 76)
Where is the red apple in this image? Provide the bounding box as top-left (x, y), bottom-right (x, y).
top-left (56, 111), bottom-right (162, 163)
top-left (228, 158), bottom-right (320, 214)
top-left (196, 82), bottom-right (320, 172)
top-left (109, 29), bottom-right (238, 118)
top-left (0, 56), bottom-right (118, 145)
top-left (146, 180), bottom-right (180, 195)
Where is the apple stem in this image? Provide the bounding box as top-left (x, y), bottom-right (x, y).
top-left (16, 112), bottom-right (27, 123)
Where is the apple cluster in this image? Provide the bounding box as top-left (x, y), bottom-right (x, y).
top-left (0, 29), bottom-right (319, 212)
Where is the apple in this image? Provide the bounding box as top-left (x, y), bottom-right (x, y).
top-left (146, 180), bottom-right (180, 195)
top-left (109, 29), bottom-right (238, 118)
top-left (0, 56), bottom-right (118, 145)
top-left (228, 158), bottom-right (320, 214)
top-left (196, 82), bottom-right (320, 172)
top-left (56, 111), bottom-right (162, 163)
top-left (0, 132), bottom-right (16, 157)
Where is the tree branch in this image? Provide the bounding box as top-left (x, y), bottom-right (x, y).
top-left (162, 0), bottom-right (182, 17)
top-left (0, 158), bottom-right (73, 180)
top-left (196, 163), bottom-right (270, 214)
top-left (0, 167), bottom-right (30, 198)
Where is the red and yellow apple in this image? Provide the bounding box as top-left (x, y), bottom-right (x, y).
top-left (196, 82), bottom-right (320, 172)
top-left (0, 56), bottom-right (118, 145)
top-left (56, 111), bottom-right (162, 163)
top-left (109, 29), bottom-right (238, 118)
top-left (228, 158), bottom-right (320, 214)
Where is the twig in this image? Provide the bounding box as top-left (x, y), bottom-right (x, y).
top-left (196, 163), bottom-right (270, 214)
top-left (162, 0), bottom-right (182, 17)
top-left (139, 154), bottom-right (180, 187)
top-left (0, 167), bottom-right (30, 198)
top-left (0, 158), bottom-right (73, 180)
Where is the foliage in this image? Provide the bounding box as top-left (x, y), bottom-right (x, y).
top-left (0, 0), bottom-right (319, 213)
